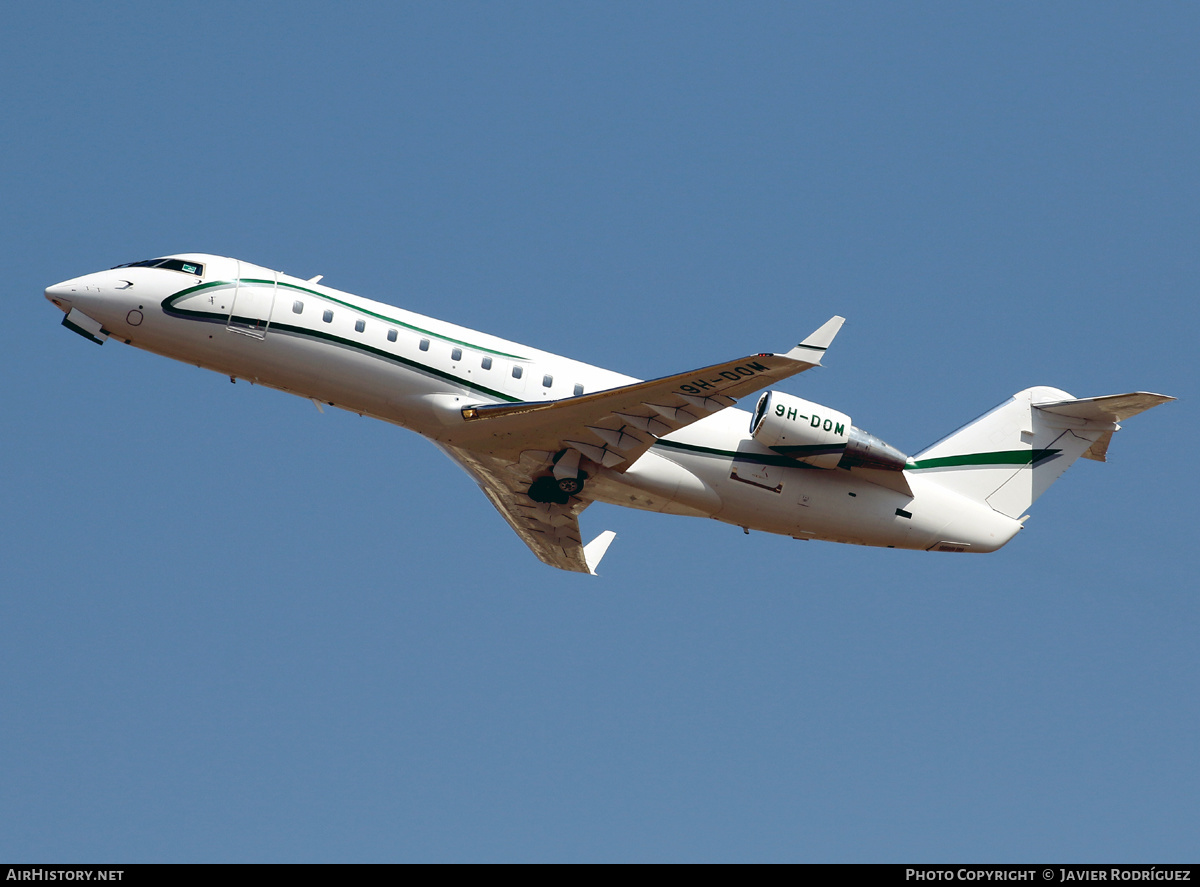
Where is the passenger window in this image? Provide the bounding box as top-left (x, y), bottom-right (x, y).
top-left (387, 329), bottom-right (397, 342)
top-left (419, 338), bottom-right (430, 351)
top-left (543, 374), bottom-right (553, 388)
top-left (451, 347), bottom-right (462, 361)
top-left (512, 366), bottom-right (523, 379)
top-left (323, 309), bottom-right (333, 323)
top-left (481, 356), bottom-right (492, 370)
top-left (574, 384), bottom-right (584, 396)
top-left (355, 320), bottom-right (365, 333)
top-left (292, 300), bottom-right (303, 314)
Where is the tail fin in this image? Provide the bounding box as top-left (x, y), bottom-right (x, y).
top-left (909, 387), bottom-right (1173, 519)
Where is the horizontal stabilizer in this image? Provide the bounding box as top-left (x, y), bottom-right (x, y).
top-left (1034, 392), bottom-right (1173, 463)
top-left (1034, 392), bottom-right (1175, 424)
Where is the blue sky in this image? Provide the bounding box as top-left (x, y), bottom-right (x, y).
top-left (3, 2), bottom-right (1196, 862)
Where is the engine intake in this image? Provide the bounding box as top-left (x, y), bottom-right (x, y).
top-left (750, 391), bottom-right (850, 468)
top-left (750, 391), bottom-right (909, 472)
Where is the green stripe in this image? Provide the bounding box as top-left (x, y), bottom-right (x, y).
top-left (162, 286), bottom-right (524, 403)
top-left (163, 280), bottom-right (528, 359)
top-left (908, 449), bottom-right (1061, 470)
top-left (264, 323), bottom-right (521, 402)
top-left (659, 441), bottom-right (1063, 473)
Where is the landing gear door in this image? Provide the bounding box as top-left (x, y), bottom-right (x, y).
top-left (227, 263), bottom-right (278, 339)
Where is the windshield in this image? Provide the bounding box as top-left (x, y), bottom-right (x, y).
top-left (112, 258), bottom-right (204, 276)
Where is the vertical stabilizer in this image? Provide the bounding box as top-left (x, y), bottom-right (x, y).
top-left (909, 387), bottom-right (1172, 519)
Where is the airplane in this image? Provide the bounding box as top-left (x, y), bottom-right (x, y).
top-left (45, 253), bottom-right (1173, 574)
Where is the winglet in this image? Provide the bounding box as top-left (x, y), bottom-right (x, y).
top-left (583, 530), bottom-right (617, 576)
top-left (785, 315), bottom-right (845, 366)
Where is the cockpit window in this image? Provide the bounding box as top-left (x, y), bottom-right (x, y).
top-left (112, 258), bottom-right (204, 276)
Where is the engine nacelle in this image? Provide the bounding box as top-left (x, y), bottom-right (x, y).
top-left (750, 391), bottom-right (911, 472)
top-left (750, 391), bottom-right (851, 469)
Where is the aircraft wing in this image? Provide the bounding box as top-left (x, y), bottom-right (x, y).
top-left (455, 316), bottom-right (845, 470)
top-left (437, 444), bottom-right (615, 574)
top-left (439, 316), bottom-right (842, 572)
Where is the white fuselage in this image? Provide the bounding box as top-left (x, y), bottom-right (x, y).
top-left (46, 254), bottom-right (1022, 554)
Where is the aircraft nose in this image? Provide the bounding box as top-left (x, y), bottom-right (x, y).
top-left (45, 272), bottom-right (113, 311)
top-left (45, 277), bottom-right (84, 310)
